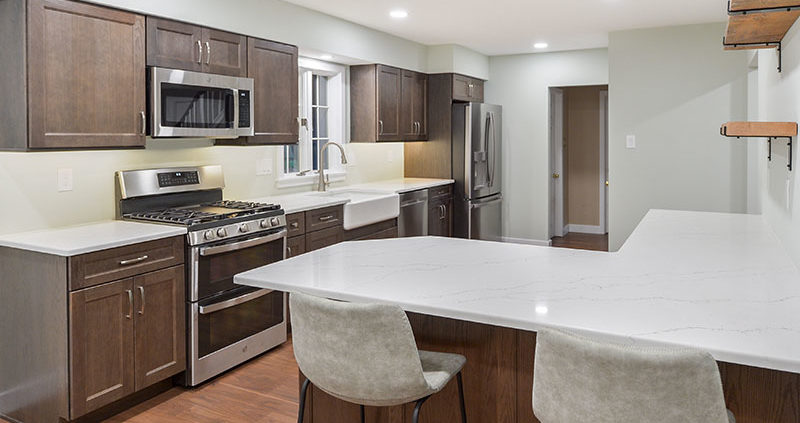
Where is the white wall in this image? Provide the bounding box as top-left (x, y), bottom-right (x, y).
top-left (427, 45), bottom-right (490, 80)
top-left (608, 23), bottom-right (749, 250)
top-left (754, 21), bottom-right (800, 267)
top-left (0, 0), bottom-right (415, 236)
top-left (486, 49), bottom-right (608, 243)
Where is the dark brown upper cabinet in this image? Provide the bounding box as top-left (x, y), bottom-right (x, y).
top-left (146, 17), bottom-right (247, 77)
top-left (351, 64), bottom-right (428, 143)
top-left (218, 38), bottom-right (299, 145)
top-left (0, 0), bottom-right (147, 150)
top-left (452, 74), bottom-right (484, 102)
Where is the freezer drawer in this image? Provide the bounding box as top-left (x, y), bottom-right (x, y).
top-left (468, 195), bottom-right (502, 241)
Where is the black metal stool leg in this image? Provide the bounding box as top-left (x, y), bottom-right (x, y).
top-left (360, 404), bottom-right (365, 423)
top-left (457, 371), bottom-right (467, 423)
top-left (298, 378), bottom-right (311, 423)
top-left (412, 396), bottom-right (430, 423)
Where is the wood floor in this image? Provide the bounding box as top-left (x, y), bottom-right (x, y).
top-left (103, 340), bottom-right (300, 422)
top-left (550, 232), bottom-right (608, 252)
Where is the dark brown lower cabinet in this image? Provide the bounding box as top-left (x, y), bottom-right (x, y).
top-left (287, 235), bottom-right (306, 258)
top-left (428, 197), bottom-right (453, 237)
top-left (69, 265), bottom-right (185, 416)
top-left (307, 226), bottom-right (344, 252)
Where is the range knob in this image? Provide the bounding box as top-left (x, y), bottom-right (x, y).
top-left (260, 219), bottom-right (269, 229)
top-left (216, 228), bottom-right (228, 238)
top-left (270, 217), bottom-right (280, 226)
top-left (203, 230), bottom-right (214, 241)
top-left (239, 223), bottom-right (250, 233)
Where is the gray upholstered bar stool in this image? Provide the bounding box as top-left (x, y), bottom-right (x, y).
top-left (290, 292), bottom-right (468, 423)
top-left (532, 329), bottom-right (735, 423)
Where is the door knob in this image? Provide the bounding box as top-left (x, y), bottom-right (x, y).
top-left (552, 173), bottom-right (560, 179)
top-left (605, 180), bottom-right (609, 186)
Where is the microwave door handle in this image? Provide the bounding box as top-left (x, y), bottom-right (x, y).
top-left (198, 288), bottom-right (273, 315)
top-left (232, 88), bottom-right (240, 133)
top-left (199, 229), bottom-right (287, 257)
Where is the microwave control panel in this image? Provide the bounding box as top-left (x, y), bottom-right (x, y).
top-left (238, 90), bottom-right (251, 128)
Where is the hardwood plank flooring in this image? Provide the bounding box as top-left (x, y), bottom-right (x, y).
top-left (550, 232), bottom-right (608, 252)
top-left (102, 339), bottom-right (300, 422)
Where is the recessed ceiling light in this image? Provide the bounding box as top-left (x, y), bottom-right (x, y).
top-left (390, 9), bottom-right (408, 19)
top-left (320, 54), bottom-right (333, 60)
top-left (534, 42), bottom-right (549, 49)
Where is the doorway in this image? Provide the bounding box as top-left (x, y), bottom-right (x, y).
top-left (548, 85), bottom-right (609, 252)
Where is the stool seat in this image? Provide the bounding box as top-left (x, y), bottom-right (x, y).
top-left (420, 350), bottom-right (467, 392)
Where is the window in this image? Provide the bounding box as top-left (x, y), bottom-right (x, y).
top-left (279, 58), bottom-right (346, 186)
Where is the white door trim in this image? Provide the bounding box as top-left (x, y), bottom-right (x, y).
top-left (549, 88), bottom-right (565, 238)
top-left (599, 90), bottom-right (609, 234)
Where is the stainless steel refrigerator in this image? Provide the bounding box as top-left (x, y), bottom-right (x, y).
top-left (452, 102), bottom-right (502, 241)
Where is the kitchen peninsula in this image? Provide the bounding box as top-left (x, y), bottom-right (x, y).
top-left (236, 209), bottom-right (800, 423)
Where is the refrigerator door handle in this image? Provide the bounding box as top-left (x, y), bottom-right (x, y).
top-left (487, 112), bottom-right (496, 188)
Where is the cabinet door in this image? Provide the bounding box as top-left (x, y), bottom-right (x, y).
top-left (400, 70), bottom-right (416, 139)
top-left (376, 65), bottom-right (402, 141)
top-left (287, 235), bottom-right (306, 258)
top-left (306, 227), bottom-right (344, 252)
top-left (413, 72), bottom-right (428, 139)
top-left (203, 28), bottom-right (247, 77)
top-left (145, 17), bottom-right (203, 72)
top-left (133, 266), bottom-right (186, 390)
top-left (27, 0), bottom-right (146, 149)
top-left (452, 74), bottom-right (473, 102)
top-left (428, 198), bottom-right (453, 237)
top-left (247, 38), bottom-right (299, 144)
top-left (69, 279), bottom-right (135, 417)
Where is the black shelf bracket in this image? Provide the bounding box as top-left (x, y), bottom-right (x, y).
top-left (722, 38), bottom-right (783, 72)
top-left (720, 126), bottom-right (793, 171)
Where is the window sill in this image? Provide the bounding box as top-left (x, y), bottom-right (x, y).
top-left (275, 171), bottom-right (346, 189)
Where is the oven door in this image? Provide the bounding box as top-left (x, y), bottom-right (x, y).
top-left (151, 67), bottom-right (254, 138)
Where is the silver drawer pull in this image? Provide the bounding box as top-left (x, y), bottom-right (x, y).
top-left (125, 289), bottom-right (133, 319)
top-left (196, 40), bottom-right (202, 64)
top-left (291, 222), bottom-right (299, 228)
top-left (119, 255), bottom-right (148, 266)
top-left (138, 286), bottom-right (145, 315)
top-left (318, 215), bottom-right (334, 222)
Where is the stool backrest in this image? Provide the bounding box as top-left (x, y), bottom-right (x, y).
top-left (290, 292), bottom-right (430, 405)
top-left (532, 329), bottom-right (730, 423)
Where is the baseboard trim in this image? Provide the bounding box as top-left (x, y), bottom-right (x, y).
top-left (501, 237), bottom-right (552, 247)
top-left (565, 224), bottom-right (605, 235)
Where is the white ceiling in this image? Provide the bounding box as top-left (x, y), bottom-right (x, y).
top-left (283, 0), bottom-right (728, 56)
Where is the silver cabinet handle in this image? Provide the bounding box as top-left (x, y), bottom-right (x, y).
top-left (196, 40), bottom-right (202, 64)
top-left (440, 204), bottom-right (446, 219)
top-left (119, 255), bottom-right (148, 266)
top-left (125, 289), bottom-right (133, 319)
top-left (378, 120), bottom-right (384, 135)
top-left (137, 286), bottom-right (145, 315)
top-left (290, 222), bottom-right (299, 228)
top-left (140, 111), bottom-right (146, 135)
top-left (287, 246), bottom-right (293, 256)
top-left (318, 215), bottom-right (334, 222)
top-left (205, 41), bottom-right (211, 65)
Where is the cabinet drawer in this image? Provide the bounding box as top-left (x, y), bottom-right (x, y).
top-left (306, 205), bottom-right (343, 232)
top-left (286, 213), bottom-right (305, 237)
top-left (306, 227), bottom-right (344, 252)
top-left (287, 235), bottom-right (306, 258)
top-left (69, 236), bottom-right (184, 291)
top-left (354, 226), bottom-right (398, 241)
top-left (428, 184), bottom-right (453, 200)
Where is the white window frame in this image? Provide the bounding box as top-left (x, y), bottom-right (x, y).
top-left (277, 58), bottom-right (347, 188)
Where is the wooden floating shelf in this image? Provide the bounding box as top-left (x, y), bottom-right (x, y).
top-left (720, 121), bottom-right (797, 171)
top-left (722, 1), bottom-right (800, 71)
top-left (729, 0), bottom-right (800, 13)
top-left (720, 121), bottom-right (798, 138)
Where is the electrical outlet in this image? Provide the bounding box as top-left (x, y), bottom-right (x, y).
top-left (256, 158), bottom-right (272, 176)
top-left (626, 135), bottom-right (636, 149)
top-left (57, 168), bottom-right (73, 192)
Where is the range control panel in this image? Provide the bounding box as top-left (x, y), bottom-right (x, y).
top-left (158, 171), bottom-right (200, 188)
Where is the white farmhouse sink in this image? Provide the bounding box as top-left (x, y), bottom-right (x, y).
top-left (308, 189), bottom-right (400, 230)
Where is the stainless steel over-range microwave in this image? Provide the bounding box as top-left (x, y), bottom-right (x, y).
top-left (149, 67), bottom-right (254, 139)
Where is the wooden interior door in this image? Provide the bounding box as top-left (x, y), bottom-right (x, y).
top-left (376, 65), bottom-right (402, 141)
top-left (27, 0), bottom-right (146, 149)
top-left (133, 266), bottom-right (186, 390)
top-left (246, 38), bottom-right (299, 144)
top-left (203, 28), bottom-right (247, 77)
top-left (69, 278), bottom-right (135, 418)
top-left (413, 72), bottom-right (428, 139)
top-left (145, 17), bottom-right (203, 72)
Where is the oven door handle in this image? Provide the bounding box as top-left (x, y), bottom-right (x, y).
top-left (198, 288), bottom-right (273, 315)
top-left (199, 229), bottom-right (287, 257)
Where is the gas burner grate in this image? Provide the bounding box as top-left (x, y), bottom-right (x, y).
top-left (207, 200), bottom-right (281, 212)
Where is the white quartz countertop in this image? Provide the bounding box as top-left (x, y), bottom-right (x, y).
top-left (236, 209), bottom-right (800, 374)
top-left (0, 221), bottom-right (187, 257)
top-left (248, 178), bottom-right (453, 214)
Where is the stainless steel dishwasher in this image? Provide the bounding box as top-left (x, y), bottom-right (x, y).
top-left (398, 189), bottom-right (428, 237)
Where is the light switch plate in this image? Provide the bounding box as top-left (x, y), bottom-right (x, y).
top-left (57, 168), bottom-right (73, 192)
top-left (626, 135), bottom-right (636, 149)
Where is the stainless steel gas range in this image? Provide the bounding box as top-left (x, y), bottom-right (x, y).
top-left (116, 165), bottom-right (287, 386)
